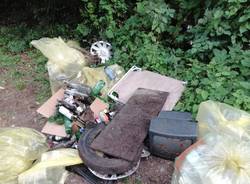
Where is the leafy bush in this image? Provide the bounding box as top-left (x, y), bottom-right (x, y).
top-left (1, 0), bottom-right (248, 114)
top-left (77, 0), bottom-right (250, 113)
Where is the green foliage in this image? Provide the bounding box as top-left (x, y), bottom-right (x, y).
top-left (77, 0), bottom-right (250, 114)
top-left (1, 0), bottom-right (249, 114)
top-left (136, 0), bottom-right (175, 34)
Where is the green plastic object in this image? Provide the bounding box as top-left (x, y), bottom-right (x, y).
top-left (91, 80), bottom-right (105, 97)
top-left (64, 117), bottom-right (72, 135)
top-left (75, 131), bottom-right (81, 140)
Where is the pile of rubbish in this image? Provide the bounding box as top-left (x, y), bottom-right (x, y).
top-left (1, 37), bottom-right (250, 184)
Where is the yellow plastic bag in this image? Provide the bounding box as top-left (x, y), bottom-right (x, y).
top-left (18, 148), bottom-right (83, 184)
top-left (31, 37), bottom-right (88, 94)
top-left (196, 100), bottom-right (250, 140)
top-left (82, 64), bottom-right (125, 96)
top-left (171, 135), bottom-right (250, 184)
top-left (0, 128), bottom-right (48, 184)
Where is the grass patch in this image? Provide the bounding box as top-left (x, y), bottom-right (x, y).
top-left (0, 25), bottom-right (59, 102)
top-left (15, 80), bottom-right (26, 90)
top-left (120, 178), bottom-right (130, 184)
top-left (135, 178), bottom-right (142, 184)
top-left (28, 50), bottom-right (51, 103)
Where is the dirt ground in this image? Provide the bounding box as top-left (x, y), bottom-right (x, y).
top-left (0, 57), bottom-right (174, 184)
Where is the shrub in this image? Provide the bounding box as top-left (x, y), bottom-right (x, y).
top-left (77, 0), bottom-right (250, 113)
top-left (1, 0), bottom-right (249, 114)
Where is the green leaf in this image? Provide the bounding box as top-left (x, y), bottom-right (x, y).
top-left (76, 24), bottom-right (90, 37)
top-left (221, 71), bottom-right (231, 76)
top-left (241, 59), bottom-right (250, 67)
top-left (240, 22), bottom-right (250, 34)
top-left (239, 11), bottom-right (250, 22)
top-left (213, 49), bottom-right (228, 62)
top-left (136, 2), bottom-right (145, 14)
top-left (201, 90), bottom-right (209, 100)
top-left (192, 104), bottom-right (198, 114)
top-left (105, 29), bottom-right (114, 38)
top-left (239, 82), bottom-right (250, 89)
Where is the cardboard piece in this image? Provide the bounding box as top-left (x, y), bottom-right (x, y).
top-left (37, 88), bottom-right (64, 118)
top-left (41, 122), bottom-right (67, 137)
top-left (90, 98), bottom-right (109, 118)
top-left (108, 70), bottom-right (185, 110)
